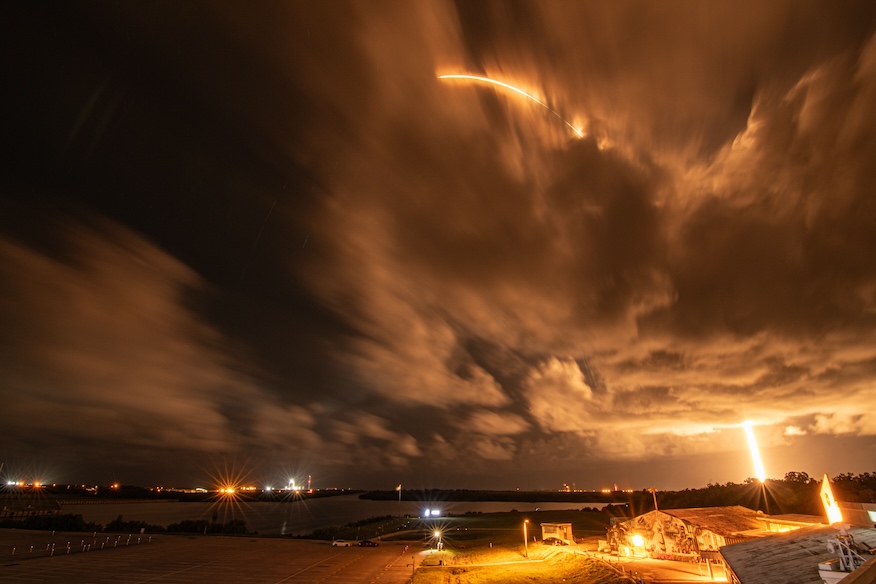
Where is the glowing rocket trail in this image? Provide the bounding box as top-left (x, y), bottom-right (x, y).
top-left (741, 421), bottom-right (767, 482)
top-left (438, 74), bottom-right (584, 138)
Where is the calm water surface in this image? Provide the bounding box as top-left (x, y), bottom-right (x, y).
top-left (62, 495), bottom-right (605, 536)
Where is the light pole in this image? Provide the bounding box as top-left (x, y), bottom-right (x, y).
top-left (648, 488), bottom-right (658, 511)
top-left (523, 519), bottom-right (529, 558)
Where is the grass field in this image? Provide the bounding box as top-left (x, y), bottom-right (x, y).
top-left (412, 544), bottom-right (633, 584)
top-left (329, 507), bottom-right (615, 546)
top-left (313, 507), bottom-right (633, 583)
top-left (380, 509), bottom-right (635, 583)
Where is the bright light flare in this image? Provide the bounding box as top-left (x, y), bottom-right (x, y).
top-left (820, 474), bottom-right (843, 524)
top-left (438, 73), bottom-right (584, 138)
top-left (741, 421), bottom-right (767, 482)
top-left (631, 534), bottom-right (645, 547)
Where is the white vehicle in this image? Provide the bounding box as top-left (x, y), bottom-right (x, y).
top-left (331, 539), bottom-right (351, 547)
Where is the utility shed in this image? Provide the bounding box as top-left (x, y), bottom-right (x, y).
top-left (541, 522), bottom-right (573, 545)
top-left (720, 525), bottom-right (876, 584)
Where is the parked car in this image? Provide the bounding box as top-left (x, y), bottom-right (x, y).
top-left (331, 539), bottom-right (351, 547)
top-left (358, 540), bottom-right (379, 547)
top-left (543, 537), bottom-right (568, 546)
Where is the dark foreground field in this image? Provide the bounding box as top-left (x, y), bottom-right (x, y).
top-left (1, 507), bottom-right (640, 584)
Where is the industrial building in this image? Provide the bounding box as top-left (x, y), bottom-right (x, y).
top-left (720, 524), bottom-right (876, 584)
top-left (609, 505), bottom-right (822, 561)
top-left (608, 495), bottom-right (876, 584)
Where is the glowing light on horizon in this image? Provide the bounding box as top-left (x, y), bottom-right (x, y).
top-left (820, 474), bottom-right (843, 524)
top-left (438, 73), bottom-right (585, 138)
top-left (741, 421), bottom-right (767, 482)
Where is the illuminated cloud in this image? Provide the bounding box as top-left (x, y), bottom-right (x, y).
top-left (465, 410), bottom-right (530, 436)
top-left (4, 1), bottom-right (876, 488)
top-left (468, 437), bottom-right (518, 461)
top-left (525, 358), bottom-right (596, 432)
top-left (0, 216), bottom-right (323, 479)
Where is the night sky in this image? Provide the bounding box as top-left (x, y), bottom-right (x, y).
top-left (3, 2), bottom-right (876, 491)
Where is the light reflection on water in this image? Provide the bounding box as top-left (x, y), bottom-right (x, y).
top-left (62, 494), bottom-right (606, 535)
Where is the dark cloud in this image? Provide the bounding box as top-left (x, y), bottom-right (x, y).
top-left (2, 1), bottom-right (876, 490)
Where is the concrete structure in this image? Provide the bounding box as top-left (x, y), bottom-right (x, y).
top-left (612, 506), bottom-right (819, 561)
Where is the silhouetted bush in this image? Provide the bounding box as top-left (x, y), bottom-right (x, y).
top-left (0, 513), bottom-right (100, 532)
top-left (165, 518), bottom-right (249, 534)
top-left (105, 515), bottom-right (165, 533)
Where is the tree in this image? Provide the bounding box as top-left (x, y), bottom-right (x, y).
top-left (784, 471), bottom-right (811, 483)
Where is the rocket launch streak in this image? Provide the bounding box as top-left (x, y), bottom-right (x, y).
top-left (438, 74), bottom-right (584, 138)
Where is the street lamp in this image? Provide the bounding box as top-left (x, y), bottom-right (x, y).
top-left (523, 519), bottom-right (529, 558)
top-left (434, 530), bottom-right (442, 550)
top-left (648, 488), bottom-right (658, 511)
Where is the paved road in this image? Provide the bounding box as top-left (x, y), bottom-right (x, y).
top-left (573, 536), bottom-right (727, 582)
top-left (1, 530), bottom-right (419, 584)
top-left (575, 548), bottom-right (727, 582)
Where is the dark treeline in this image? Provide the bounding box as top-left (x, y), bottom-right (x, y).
top-left (360, 489), bottom-right (628, 504)
top-left (361, 472), bottom-right (876, 517)
top-left (656, 472), bottom-right (876, 516)
top-left (15, 484), bottom-right (359, 503)
top-left (0, 513), bottom-right (249, 534)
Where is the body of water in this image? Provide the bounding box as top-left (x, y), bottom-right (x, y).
top-left (61, 495), bottom-right (606, 536)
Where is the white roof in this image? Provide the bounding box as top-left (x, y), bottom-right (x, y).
top-left (721, 525), bottom-right (876, 584)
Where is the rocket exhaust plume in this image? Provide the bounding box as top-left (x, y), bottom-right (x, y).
top-left (741, 420), bottom-right (767, 482)
top-left (438, 74), bottom-right (584, 138)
